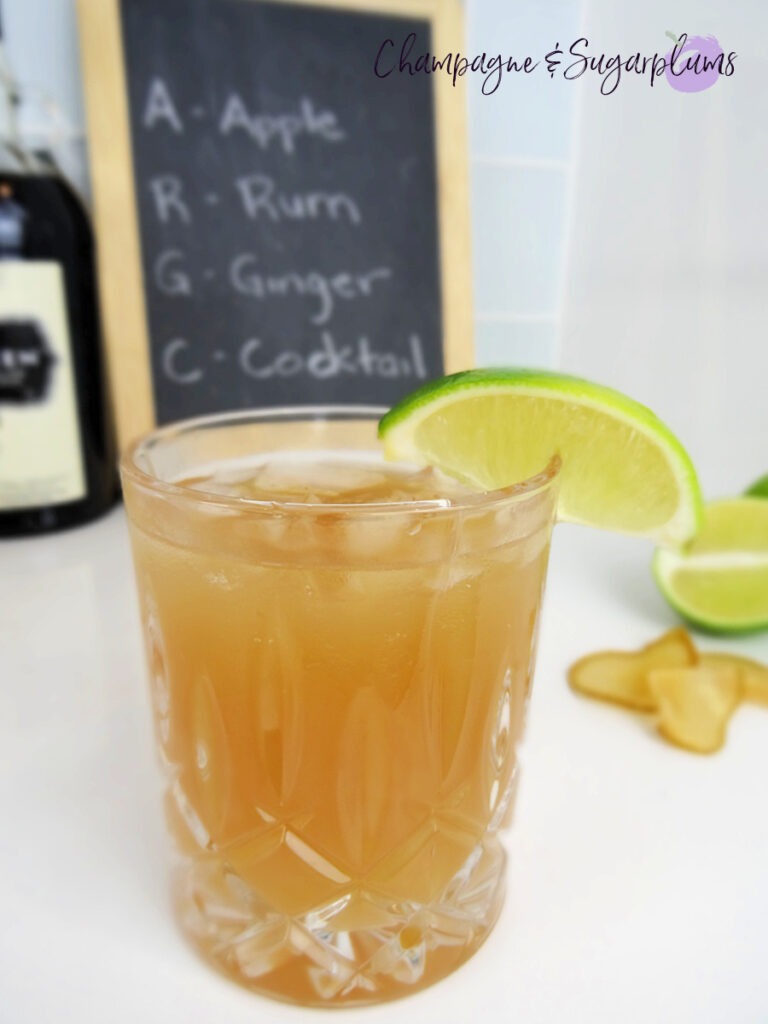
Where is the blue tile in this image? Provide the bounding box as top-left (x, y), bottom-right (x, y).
top-left (471, 162), bottom-right (569, 316)
top-left (466, 0), bottom-right (582, 159)
top-left (474, 318), bottom-right (559, 369)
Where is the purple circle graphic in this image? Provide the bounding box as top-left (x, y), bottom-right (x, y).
top-left (665, 34), bottom-right (723, 92)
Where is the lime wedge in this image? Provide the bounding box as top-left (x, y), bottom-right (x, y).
top-left (379, 369), bottom-right (702, 546)
top-left (746, 474), bottom-right (768, 498)
top-left (653, 498), bottom-right (768, 633)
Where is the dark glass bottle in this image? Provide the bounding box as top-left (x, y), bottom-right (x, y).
top-left (0, 27), bottom-right (117, 536)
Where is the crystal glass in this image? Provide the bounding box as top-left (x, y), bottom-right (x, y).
top-left (120, 406), bottom-right (559, 1006)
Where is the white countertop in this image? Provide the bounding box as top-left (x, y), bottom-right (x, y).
top-left (2, 507), bottom-right (767, 1024)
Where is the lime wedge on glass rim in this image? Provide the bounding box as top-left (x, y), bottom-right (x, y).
top-left (378, 368), bottom-right (702, 547)
top-left (652, 498), bottom-right (768, 633)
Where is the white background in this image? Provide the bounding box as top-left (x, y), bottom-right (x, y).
top-left (1, 1), bottom-right (767, 1021)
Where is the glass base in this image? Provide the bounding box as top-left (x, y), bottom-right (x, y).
top-left (173, 838), bottom-right (507, 1007)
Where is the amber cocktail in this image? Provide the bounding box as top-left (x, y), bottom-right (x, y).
top-left (121, 407), bottom-right (558, 1006)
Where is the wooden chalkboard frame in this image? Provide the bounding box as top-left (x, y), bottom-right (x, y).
top-left (78, 0), bottom-right (473, 448)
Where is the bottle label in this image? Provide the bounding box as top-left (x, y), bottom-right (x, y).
top-left (0, 261), bottom-right (86, 510)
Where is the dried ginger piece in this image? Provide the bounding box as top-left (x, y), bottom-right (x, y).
top-left (698, 651), bottom-right (768, 707)
top-left (567, 628), bottom-right (697, 710)
top-left (568, 628), bottom-right (768, 755)
top-left (647, 667), bottom-right (743, 754)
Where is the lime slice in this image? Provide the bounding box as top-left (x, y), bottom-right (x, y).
top-left (745, 474), bottom-right (768, 498)
top-left (379, 368), bottom-right (702, 545)
top-left (653, 498), bottom-right (768, 633)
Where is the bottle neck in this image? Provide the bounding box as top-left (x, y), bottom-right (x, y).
top-left (0, 38), bottom-right (40, 174)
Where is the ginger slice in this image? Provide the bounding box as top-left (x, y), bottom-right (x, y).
top-left (567, 627), bottom-right (697, 710)
top-left (647, 666), bottom-right (743, 754)
top-left (698, 651), bottom-right (768, 707)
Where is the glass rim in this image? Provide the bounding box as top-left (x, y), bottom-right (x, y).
top-left (120, 405), bottom-right (561, 517)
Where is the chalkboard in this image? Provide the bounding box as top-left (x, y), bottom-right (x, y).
top-left (79, 0), bottom-right (471, 446)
